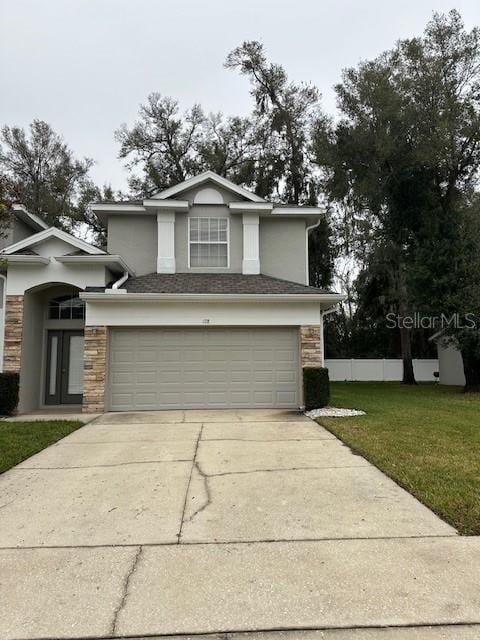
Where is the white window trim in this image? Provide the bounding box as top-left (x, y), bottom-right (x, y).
top-left (188, 217), bottom-right (230, 269)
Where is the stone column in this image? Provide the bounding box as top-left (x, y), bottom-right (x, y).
top-left (300, 325), bottom-right (323, 367)
top-left (83, 325), bottom-right (108, 413)
top-left (3, 295), bottom-right (24, 372)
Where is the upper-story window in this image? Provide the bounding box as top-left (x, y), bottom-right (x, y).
top-left (189, 217), bottom-right (229, 268)
top-left (48, 294), bottom-right (85, 320)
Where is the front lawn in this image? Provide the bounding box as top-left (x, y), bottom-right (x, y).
top-left (0, 420), bottom-right (83, 474)
top-left (317, 383), bottom-right (480, 535)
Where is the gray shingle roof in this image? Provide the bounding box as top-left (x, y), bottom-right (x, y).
top-left (120, 273), bottom-right (333, 295)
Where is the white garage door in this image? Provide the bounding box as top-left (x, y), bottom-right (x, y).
top-left (108, 327), bottom-right (299, 410)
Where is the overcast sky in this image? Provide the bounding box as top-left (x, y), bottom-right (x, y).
top-left (1, 0), bottom-right (479, 191)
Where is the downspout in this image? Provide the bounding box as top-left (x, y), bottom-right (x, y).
top-left (305, 218), bottom-right (321, 286)
top-left (0, 273), bottom-right (6, 372)
top-left (111, 271), bottom-right (129, 292)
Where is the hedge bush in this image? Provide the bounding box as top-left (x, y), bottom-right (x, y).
top-left (0, 372), bottom-right (19, 416)
top-left (303, 367), bottom-right (330, 410)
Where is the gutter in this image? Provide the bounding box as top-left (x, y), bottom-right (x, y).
top-left (54, 255), bottom-right (133, 273)
top-left (0, 255), bottom-right (50, 265)
top-left (80, 292), bottom-right (346, 304)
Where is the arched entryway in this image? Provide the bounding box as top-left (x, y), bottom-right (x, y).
top-left (20, 283), bottom-right (85, 412)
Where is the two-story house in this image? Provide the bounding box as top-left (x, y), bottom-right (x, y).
top-left (1, 171), bottom-right (343, 414)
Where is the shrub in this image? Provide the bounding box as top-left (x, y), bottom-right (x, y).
top-left (303, 367), bottom-right (330, 410)
top-left (0, 372), bottom-right (19, 415)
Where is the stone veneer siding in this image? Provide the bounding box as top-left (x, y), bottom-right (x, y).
top-left (300, 325), bottom-right (322, 367)
top-left (3, 295), bottom-right (24, 373)
top-left (83, 325), bottom-right (108, 413)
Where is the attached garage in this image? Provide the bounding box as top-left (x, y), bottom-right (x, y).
top-left (108, 327), bottom-right (300, 410)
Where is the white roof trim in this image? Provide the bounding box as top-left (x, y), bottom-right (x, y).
top-left (1, 255), bottom-right (50, 265)
top-left (142, 199), bottom-right (190, 211)
top-left (90, 203), bottom-right (145, 213)
top-left (12, 204), bottom-right (49, 231)
top-left (151, 171), bottom-right (266, 203)
top-left (55, 254), bottom-right (134, 274)
top-left (1, 227), bottom-right (106, 256)
top-left (229, 202), bottom-right (273, 213)
top-left (272, 206), bottom-right (326, 216)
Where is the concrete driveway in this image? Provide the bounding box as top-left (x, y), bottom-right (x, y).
top-left (1, 409), bottom-right (479, 639)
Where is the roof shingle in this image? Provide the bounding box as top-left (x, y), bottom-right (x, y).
top-left (120, 273), bottom-right (333, 295)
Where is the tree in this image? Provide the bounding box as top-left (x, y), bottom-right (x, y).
top-left (0, 120), bottom-right (93, 230)
top-left (116, 94), bottom-right (261, 197)
top-left (225, 40), bottom-right (322, 205)
top-left (76, 182), bottom-right (119, 249)
top-left (449, 198), bottom-right (480, 391)
top-left (0, 174), bottom-right (14, 240)
top-left (313, 10), bottom-right (480, 385)
top-left (399, 11), bottom-right (480, 390)
top-left (225, 41), bottom-right (335, 285)
top-left (196, 113), bottom-right (259, 188)
top-left (115, 95), bottom-right (205, 196)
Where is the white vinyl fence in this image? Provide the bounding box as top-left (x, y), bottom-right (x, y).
top-left (325, 359), bottom-right (439, 382)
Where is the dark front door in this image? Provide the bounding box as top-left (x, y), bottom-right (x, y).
top-left (45, 330), bottom-right (85, 405)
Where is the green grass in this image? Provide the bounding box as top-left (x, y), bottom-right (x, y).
top-left (0, 420), bottom-right (83, 474)
top-left (317, 382), bottom-right (480, 535)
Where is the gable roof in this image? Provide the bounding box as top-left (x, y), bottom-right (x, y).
top-left (1, 227), bottom-right (106, 256)
top-left (12, 204), bottom-right (49, 232)
top-left (151, 170), bottom-right (266, 203)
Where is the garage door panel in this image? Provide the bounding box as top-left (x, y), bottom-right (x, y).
top-left (230, 391), bottom-right (251, 405)
top-left (253, 390), bottom-right (275, 404)
top-left (113, 351), bottom-right (135, 364)
top-left (188, 349), bottom-right (206, 362)
top-left (134, 371), bottom-right (156, 384)
top-left (255, 371), bottom-right (275, 383)
top-left (206, 371), bottom-right (227, 383)
top-left (108, 328), bottom-right (299, 410)
top-left (276, 371), bottom-right (297, 383)
top-left (277, 391), bottom-right (297, 405)
top-left (159, 392), bottom-right (183, 405)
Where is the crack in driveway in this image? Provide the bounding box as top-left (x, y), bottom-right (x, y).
top-left (204, 464), bottom-right (367, 478)
top-left (179, 463), bottom-right (367, 527)
top-left (183, 460), bottom-right (212, 525)
top-left (177, 425), bottom-right (204, 542)
top-left (14, 459), bottom-right (192, 471)
top-left (110, 545), bottom-right (143, 636)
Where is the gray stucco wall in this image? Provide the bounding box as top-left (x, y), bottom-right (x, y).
top-left (0, 218), bottom-right (40, 252)
top-left (0, 227), bottom-right (13, 251)
top-left (107, 215), bottom-right (157, 276)
top-left (105, 184), bottom-right (310, 282)
top-left (260, 218), bottom-right (307, 285)
top-left (12, 218), bottom-right (36, 243)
